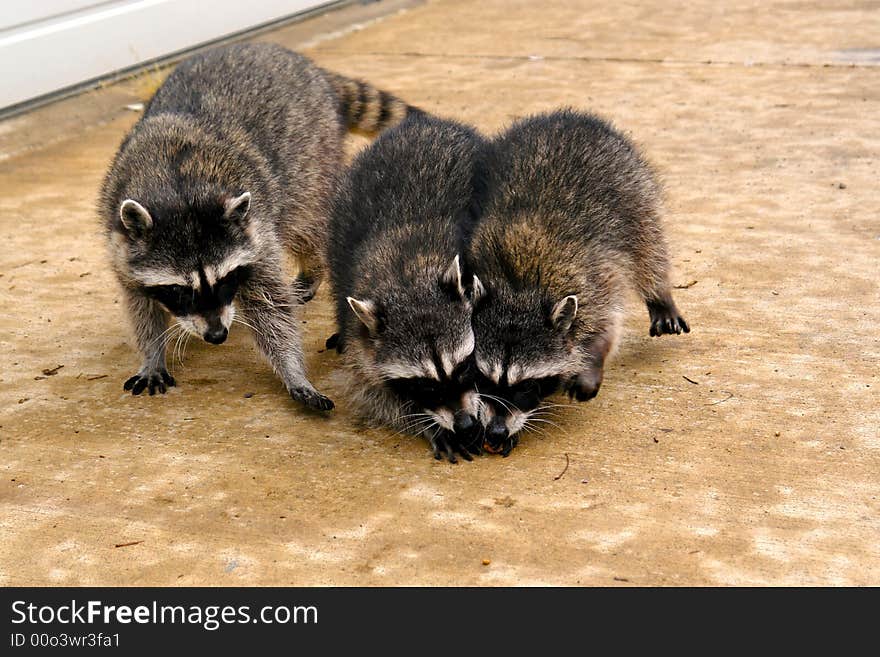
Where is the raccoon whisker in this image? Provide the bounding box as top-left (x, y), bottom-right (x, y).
top-left (395, 415), bottom-right (435, 436)
top-left (252, 291), bottom-right (296, 309)
top-left (521, 422), bottom-right (549, 438)
top-left (398, 418), bottom-right (431, 435)
top-left (477, 392), bottom-right (516, 414)
top-left (396, 419), bottom-right (434, 432)
top-left (172, 328), bottom-right (182, 366)
top-left (530, 406), bottom-right (561, 415)
top-left (165, 325), bottom-right (183, 372)
top-left (395, 411), bottom-right (435, 421)
top-left (529, 409), bottom-right (561, 420)
top-left (392, 417), bottom-right (436, 439)
top-left (232, 317), bottom-right (265, 339)
top-left (523, 417), bottom-right (569, 437)
top-left (148, 323), bottom-right (184, 352)
top-left (391, 410), bottom-right (432, 426)
top-left (534, 402), bottom-right (568, 410)
top-left (180, 332), bottom-right (193, 367)
top-left (413, 420), bottom-right (440, 438)
top-left (172, 326), bottom-right (188, 369)
top-left (524, 417), bottom-right (564, 428)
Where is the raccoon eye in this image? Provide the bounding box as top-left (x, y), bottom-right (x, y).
top-left (386, 377), bottom-right (443, 407)
top-left (214, 265), bottom-right (251, 304)
top-left (474, 371), bottom-right (496, 392)
top-left (451, 359), bottom-right (475, 386)
top-left (215, 277), bottom-right (237, 303)
top-left (509, 377), bottom-right (560, 411)
top-left (511, 390), bottom-right (540, 412)
top-left (144, 284), bottom-right (193, 312)
top-left (169, 285), bottom-right (192, 302)
top-left (535, 376), bottom-right (561, 397)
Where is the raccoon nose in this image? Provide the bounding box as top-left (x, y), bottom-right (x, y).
top-left (453, 410), bottom-right (477, 436)
top-left (486, 418), bottom-right (509, 443)
top-left (204, 326), bottom-right (228, 344)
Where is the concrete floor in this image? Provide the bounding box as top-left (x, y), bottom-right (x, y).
top-left (1, 0), bottom-right (878, 586)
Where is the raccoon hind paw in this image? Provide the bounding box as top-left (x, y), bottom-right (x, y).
top-left (123, 369), bottom-right (175, 396)
top-left (290, 386), bottom-right (335, 411)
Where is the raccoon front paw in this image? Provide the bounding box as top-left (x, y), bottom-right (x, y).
top-left (565, 369), bottom-right (602, 402)
top-left (648, 306), bottom-right (690, 337)
top-left (459, 430), bottom-right (485, 457)
top-left (289, 386), bottom-right (335, 411)
top-left (429, 429), bottom-right (474, 463)
top-left (123, 369), bottom-right (175, 396)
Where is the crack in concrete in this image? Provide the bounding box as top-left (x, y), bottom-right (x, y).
top-left (315, 48), bottom-right (880, 71)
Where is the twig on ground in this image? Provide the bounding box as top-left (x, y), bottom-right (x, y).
top-left (554, 453), bottom-right (570, 481)
top-left (706, 391), bottom-right (734, 405)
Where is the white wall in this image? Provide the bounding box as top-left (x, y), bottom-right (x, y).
top-left (0, 0), bottom-right (334, 111)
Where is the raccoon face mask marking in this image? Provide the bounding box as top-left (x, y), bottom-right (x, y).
top-left (472, 290), bottom-right (580, 385)
top-left (121, 197), bottom-right (257, 345)
top-left (385, 357), bottom-right (478, 431)
top-left (346, 258), bottom-right (479, 434)
top-left (141, 264), bottom-right (253, 345)
top-left (471, 290), bottom-right (579, 448)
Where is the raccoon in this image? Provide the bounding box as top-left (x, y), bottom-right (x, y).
top-left (100, 43), bottom-right (415, 410)
top-left (328, 114), bottom-right (488, 461)
top-left (468, 109), bottom-right (690, 455)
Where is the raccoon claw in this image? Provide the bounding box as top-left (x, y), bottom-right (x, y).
top-left (123, 369), bottom-right (175, 396)
top-left (462, 436), bottom-right (484, 456)
top-left (565, 370), bottom-right (602, 402)
top-left (648, 307), bottom-right (690, 336)
top-left (289, 386), bottom-right (335, 411)
top-left (430, 429), bottom-right (472, 463)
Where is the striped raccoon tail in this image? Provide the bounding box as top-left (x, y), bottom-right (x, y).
top-left (325, 71), bottom-right (421, 134)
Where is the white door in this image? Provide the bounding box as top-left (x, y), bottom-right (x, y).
top-left (0, 0), bottom-right (334, 112)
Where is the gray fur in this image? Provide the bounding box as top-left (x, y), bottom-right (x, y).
top-left (327, 114), bottom-right (488, 460)
top-left (468, 109), bottom-right (689, 451)
top-left (100, 43), bottom-right (415, 408)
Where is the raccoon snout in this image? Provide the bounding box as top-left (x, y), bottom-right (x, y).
top-left (453, 409), bottom-right (478, 436)
top-left (484, 417), bottom-right (509, 452)
top-left (204, 326), bottom-right (228, 344)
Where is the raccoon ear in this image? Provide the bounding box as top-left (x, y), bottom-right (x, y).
top-left (551, 295), bottom-right (578, 333)
top-left (440, 255), bottom-right (466, 300)
top-left (469, 274), bottom-right (486, 304)
top-left (347, 297), bottom-right (381, 338)
top-left (223, 192), bottom-right (251, 227)
top-left (119, 199), bottom-right (152, 236)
